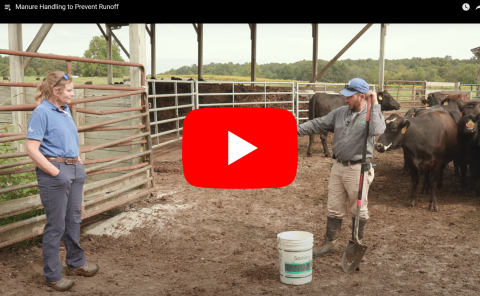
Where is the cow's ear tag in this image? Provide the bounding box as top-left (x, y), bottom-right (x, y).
top-left (401, 126), bottom-right (407, 134)
top-left (378, 95), bottom-right (383, 101)
top-left (467, 119), bottom-right (475, 128)
top-left (444, 101), bottom-right (448, 105)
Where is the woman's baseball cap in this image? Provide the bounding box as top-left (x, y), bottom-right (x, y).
top-left (340, 78), bottom-right (370, 97)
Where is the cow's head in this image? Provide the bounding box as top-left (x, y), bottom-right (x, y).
top-left (422, 92), bottom-right (444, 107)
top-left (375, 114), bottom-right (409, 153)
top-left (458, 114), bottom-right (480, 136)
top-left (441, 98), bottom-right (460, 112)
top-left (377, 90), bottom-right (400, 111)
top-left (458, 100), bottom-right (480, 116)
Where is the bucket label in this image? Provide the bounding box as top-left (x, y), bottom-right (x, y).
top-left (285, 260), bottom-right (312, 274)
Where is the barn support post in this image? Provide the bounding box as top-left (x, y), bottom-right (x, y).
top-left (471, 47), bottom-right (480, 97)
top-left (455, 82), bottom-right (460, 92)
top-left (249, 23), bottom-right (257, 82)
top-left (74, 89), bottom-right (86, 162)
top-left (478, 62), bottom-right (480, 97)
top-left (310, 23), bottom-right (373, 83)
top-left (193, 24), bottom-right (203, 81)
top-left (23, 24), bottom-right (53, 70)
top-left (312, 23), bottom-right (318, 83)
top-left (107, 25), bottom-right (113, 85)
top-left (129, 24), bottom-right (146, 168)
top-left (151, 23), bottom-right (156, 78)
top-left (378, 24), bottom-right (387, 91)
top-left (8, 23), bottom-right (27, 153)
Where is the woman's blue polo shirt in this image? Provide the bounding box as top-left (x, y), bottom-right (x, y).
top-left (26, 99), bottom-right (80, 157)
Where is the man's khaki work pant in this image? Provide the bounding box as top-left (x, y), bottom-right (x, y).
top-left (327, 161), bottom-right (374, 220)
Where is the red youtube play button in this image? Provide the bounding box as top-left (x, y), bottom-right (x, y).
top-left (182, 107), bottom-right (298, 189)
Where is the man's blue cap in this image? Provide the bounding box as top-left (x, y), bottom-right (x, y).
top-left (340, 78), bottom-right (370, 97)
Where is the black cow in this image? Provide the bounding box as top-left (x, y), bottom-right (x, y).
top-left (36, 77), bottom-right (40, 81)
top-left (456, 114), bottom-right (480, 195)
top-left (375, 110), bottom-right (459, 211)
top-left (457, 100), bottom-right (480, 116)
top-left (421, 92), bottom-right (446, 107)
top-left (306, 90), bottom-right (401, 157)
top-left (2, 76), bottom-right (8, 80)
top-left (84, 81), bottom-right (93, 85)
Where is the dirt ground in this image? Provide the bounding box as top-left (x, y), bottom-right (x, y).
top-left (2, 131), bottom-right (480, 295)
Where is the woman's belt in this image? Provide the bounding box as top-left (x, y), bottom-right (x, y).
top-left (44, 155), bottom-right (78, 165)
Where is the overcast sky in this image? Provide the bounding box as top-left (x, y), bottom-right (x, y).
top-left (0, 24), bottom-right (479, 74)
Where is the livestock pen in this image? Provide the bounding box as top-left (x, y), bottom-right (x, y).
top-left (0, 49), bottom-right (155, 248)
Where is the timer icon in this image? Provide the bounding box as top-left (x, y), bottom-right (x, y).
top-left (462, 3), bottom-right (470, 10)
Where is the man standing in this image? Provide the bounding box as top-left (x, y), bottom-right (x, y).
top-left (297, 78), bottom-right (386, 257)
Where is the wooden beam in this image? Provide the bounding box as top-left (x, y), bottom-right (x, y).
top-left (107, 26), bottom-right (113, 85)
top-left (250, 23), bottom-right (256, 82)
top-left (151, 24), bottom-right (156, 78)
top-left (23, 24), bottom-right (53, 70)
top-left (110, 29), bottom-right (130, 59)
top-left (96, 23), bottom-right (108, 40)
top-left (8, 24), bottom-right (26, 152)
top-left (196, 24), bottom-right (203, 81)
top-left (312, 23), bottom-right (318, 83)
top-left (99, 23), bottom-right (130, 59)
top-left (145, 24), bottom-right (151, 38)
top-left (378, 24), bottom-right (387, 91)
top-left (129, 24), bottom-right (145, 166)
top-left (310, 23), bottom-right (374, 83)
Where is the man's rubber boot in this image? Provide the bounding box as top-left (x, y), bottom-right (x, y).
top-left (312, 217), bottom-right (342, 258)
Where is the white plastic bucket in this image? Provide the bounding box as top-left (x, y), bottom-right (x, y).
top-left (277, 231), bottom-right (314, 285)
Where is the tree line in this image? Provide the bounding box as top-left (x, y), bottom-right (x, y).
top-left (0, 36), bottom-right (129, 78)
top-left (161, 56), bottom-right (479, 84)
top-left (0, 37), bottom-right (477, 85)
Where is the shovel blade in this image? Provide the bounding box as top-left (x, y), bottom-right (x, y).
top-left (341, 240), bottom-right (368, 274)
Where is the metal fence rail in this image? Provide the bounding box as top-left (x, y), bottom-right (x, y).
top-left (147, 79), bottom-right (194, 148)
top-left (384, 80), bottom-right (427, 116)
top-left (461, 84), bottom-right (480, 99)
top-left (195, 81), bottom-right (295, 112)
top-left (0, 49), bottom-right (155, 248)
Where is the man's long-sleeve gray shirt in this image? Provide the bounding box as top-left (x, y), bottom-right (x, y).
top-left (297, 104), bottom-right (386, 161)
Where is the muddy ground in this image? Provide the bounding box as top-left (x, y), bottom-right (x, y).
top-left (2, 131), bottom-right (480, 295)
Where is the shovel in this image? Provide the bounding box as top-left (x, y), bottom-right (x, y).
top-left (341, 91), bottom-right (373, 274)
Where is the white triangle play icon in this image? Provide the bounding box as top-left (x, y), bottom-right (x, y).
top-left (228, 131), bottom-right (257, 165)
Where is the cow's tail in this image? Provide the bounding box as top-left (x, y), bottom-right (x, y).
top-left (309, 95), bottom-right (316, 121)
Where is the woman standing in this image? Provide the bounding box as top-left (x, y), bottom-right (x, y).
top-left (26, 71), bottom-right (98, 291)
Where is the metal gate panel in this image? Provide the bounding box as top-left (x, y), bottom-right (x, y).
top-left (384, 80), bottom-right (426, 116)
top-left (0, 49), bottom-right (155, 248)
top-left (147, 79), bottom-right (194, 148)
top-left (195, 81), bottom-right (295, 113)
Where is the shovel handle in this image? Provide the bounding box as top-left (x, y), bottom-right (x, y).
top-left (353, 91), bottom-right (374, 242)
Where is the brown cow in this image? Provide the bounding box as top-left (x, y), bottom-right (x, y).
top-left (2, 77), bottom-right (8, 80)
top-left (85, 81), bottom-right (93, 85)
top-left (36, 78), bottom-right (40, 81)
top-left (375, 110), bottom-right (459, 211)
